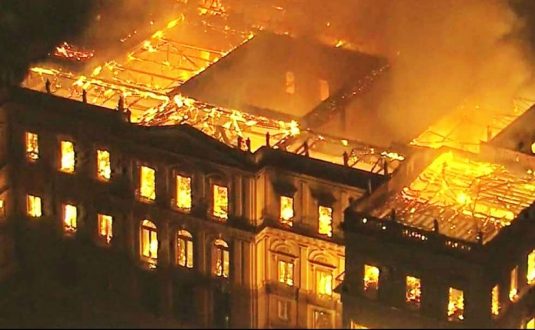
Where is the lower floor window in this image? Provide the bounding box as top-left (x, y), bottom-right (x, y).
top-left (312, 309), bottom-right (332, 329)
top-left (277, 299), bottom-right (289, 321)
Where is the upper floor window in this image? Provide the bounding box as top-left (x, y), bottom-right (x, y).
top-left (60, 140), bottom-right (76, 173)
top-left (63, 203), bottom-right (77, 234)
top-left (280, 196), bottom-right (294, 226)
top-left (176, 175), bottom-right (192, 212)
top-left (448, 287), bottom-right (464, 321)
top-left (212, 184), bottom-right (228, 220)
top-left (527, 250), bottom-right (535, 285)
top-left (26, 194), bottom-right (42, 218)
top-left (96, 149), bottom-right (111, 181)
top-left (140, 219), bottom-right (158, 267)
top-left (318, 206), bottom-right (333, 237)
top-left (510, 266), bottom-right (519, 301)
top-left (139, 166), bottom-right (156, 201)
top-left (278, 260), bottom-right (294, 286)
top-left (213, 239), bottom-right (229, 278)
top-left (177, 229), bottom-right (194, 269)
top-left (492, 285), bottom-right (500, 317)
top-left (25, 132), bottom-right (39, 161)
top-left (406, 276), bottom-right (421, 309)
top-left (97, 213), bottom-right (113, 244)
top-left (316, 269), bottom-right (333, 296)
top-left (285, 71), bottom-right (295, 95)
top-left (363, 264), bottom-right (379, 299)
top-left (319, 79), bottom-right (330, 101)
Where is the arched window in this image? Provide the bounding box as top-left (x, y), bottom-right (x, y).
top-left (177, 229), bottom-right (194, 269)
top-left (213, 239), bottom-right (229, 278)
top-left (212, 184), bottom-right (228, 220)
top-left (140, 220), bottom-right (158, 267)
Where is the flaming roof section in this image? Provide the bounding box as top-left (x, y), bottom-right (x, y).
top-left (370, 151), bottom-right (535, 243)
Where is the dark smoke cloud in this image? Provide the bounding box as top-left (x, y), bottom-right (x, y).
top-left (0, 0), bottom-right (95, 85)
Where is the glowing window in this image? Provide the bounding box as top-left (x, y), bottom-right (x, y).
top-left (350, 320), bottom-right (368, 329)
top-left (527, 318), bottom-right (535, 329)
top-left (285, 71), bottom-right (295, 94)
top-left (319, 79), bottom-right (330, 101)
top-left (63, 204), bottom-right (77, 234)
top-left (406, 276), bottom-right (421, 308)
top-left (177, 229), bottom-right (194, 269)
top-left (97, 214), bottom-right (113, 244)
top-left (0, 200), bottom-right (4, 217)
top-left (277, 299), bottom-right (289, 321)
top-left (316, 270), bottom-right (333, 296)
top-left (280, 196), bottom-right (294, 226)
top-left (97, 149), bottom-right (111, 181)
top-left (26, 195), bottom-right (42, 217)
top-left (60, 140), bottom-right (76, 173)
top-left (140, 220), bottom-right (158, 266)
top-left (528, 250), bottom-right (535, 285)
top-left (278, 260), bottom-right (294, 286)
top-left (312, 309), bottom-right (332, 329)
top-left (492, 285), bottom-right (500, 317)
top-left (176, 175), bottom-right (192, 212)
top-left (364, 265), bottom-right (380, 298)
top-left (212, 184), bottom-right (228, 220)
top-left (448, 288), bottom-right (464, 321)
top-left (25, 132), bottom-right (39, 161)
top-left (318, 206), bottom-right (333, 237)
top-left (213, 239), bottom-right (229, 278)
top-left (139, 166), bottom-right (156, 201)
top-left (510, 266), bottom-right (518, 301)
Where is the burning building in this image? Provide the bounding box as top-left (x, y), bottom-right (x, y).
top-left (0, 0), bottom-right (534, 329)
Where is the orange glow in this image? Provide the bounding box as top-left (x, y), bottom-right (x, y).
top-left (316, 270), bottom-right (333, 296)
top-left (97, 150), bottom-right (111, 181)
top-left (528, 250), bottom-right (535, 285)
top-left (98, 214), bottom-right (113, 244)
top-left (63, 204), bottom-right (77, 234)
top-left (319, 79), bottom-right (330, 101)
top-left (139, 166), bottom-right (156, 201)
top-left (60, 140), bottom-right (75, 173)
top-left (364, 265), bottom-right (379, 297)
top-left (527, 318), bottom-right (535, 329)
top-left (214, 239), bottom-right (229, 278)
top-left (212, 184), bottom-right (228, 220)
top-left (318, 206), bottom-right (333, 237)
top-left (448, 288), bottom-right (464, 321)
top-left (510, 266), bottom-right (518, 301)
top-left (285, 71), bottom-right (295, 94)
top-left (25, 132), bottom-right (39, 161)
top-left (406, 276), bottom-right (421, 308)
top-left (280, 196), bottom-right (294, 226)
top-left (177, 230), bottom-right (193, 269)
top-left (26, 195), bottom-right (42, 217)
top-left (278, 260), bottom-right (294, 286)
top-left (141, 220), bottom-right (158, 266)
top-left (531, 142), bottom-right (535, 154)
top-left (176, 175), bottom-right (192, 212)
top-left (492, 285), bottom-right (500, 317)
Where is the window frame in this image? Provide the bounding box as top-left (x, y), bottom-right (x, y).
top-left (140, 219), bottom-right (158, 267)
top-left (176, 229), bottom-right (194, 269)
top-left (59, 139), bottom-right (76, 174)
top-left (96, 148), bottom-right (112, 182)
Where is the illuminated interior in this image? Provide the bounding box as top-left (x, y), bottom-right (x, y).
top-left (97, 214), bottom-right (113, 244)
top-left (280, 196), bottom-right (294, 226)
top-left (176, 175), bottom-right (192, 212)
top-left (96, 149), bottom-right (111, 181)
top-left (350, 320), bottom-right (368, 329)
top-left (212, 184), bottom-right (228, 220)
top-left (213, 238), bottom-right (229, 278)
top-left (363, 265), bottom-right (379, 297)
top-left (177, 229), bottom-right (194, 269)
top-left (405, 276), bottom-right (421, 308)
top-left (141, 220), bottom-right (158, 266)
top-left (278, 260), bottom-right (294, 286)
top-left (318, 206), bottom-right (333, 237)
top-left (26, 195), bottom-right (42, 218)
top-left (60, 140), bottom-right (76, 173)
top-left (527, 318), bottom-right (535, 329)
top-left (510, 266), bottom-right (518, 301)
top-left (528, 250), bottom-right (535, 285)
top-left (63, 204), bottom-right (77, 234)
top-left (139, 166), bottom-right (156, 201)
top-left (25, 132), bottom-right (39, 161)
top-left (316, 270), bottom-right (333, 296)
top-left (492, 285), bottom-right (500, 317)
top-left (448, 288), bottom-right (464, 321)
top-left (371, 152), bottom-right (535, 243)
